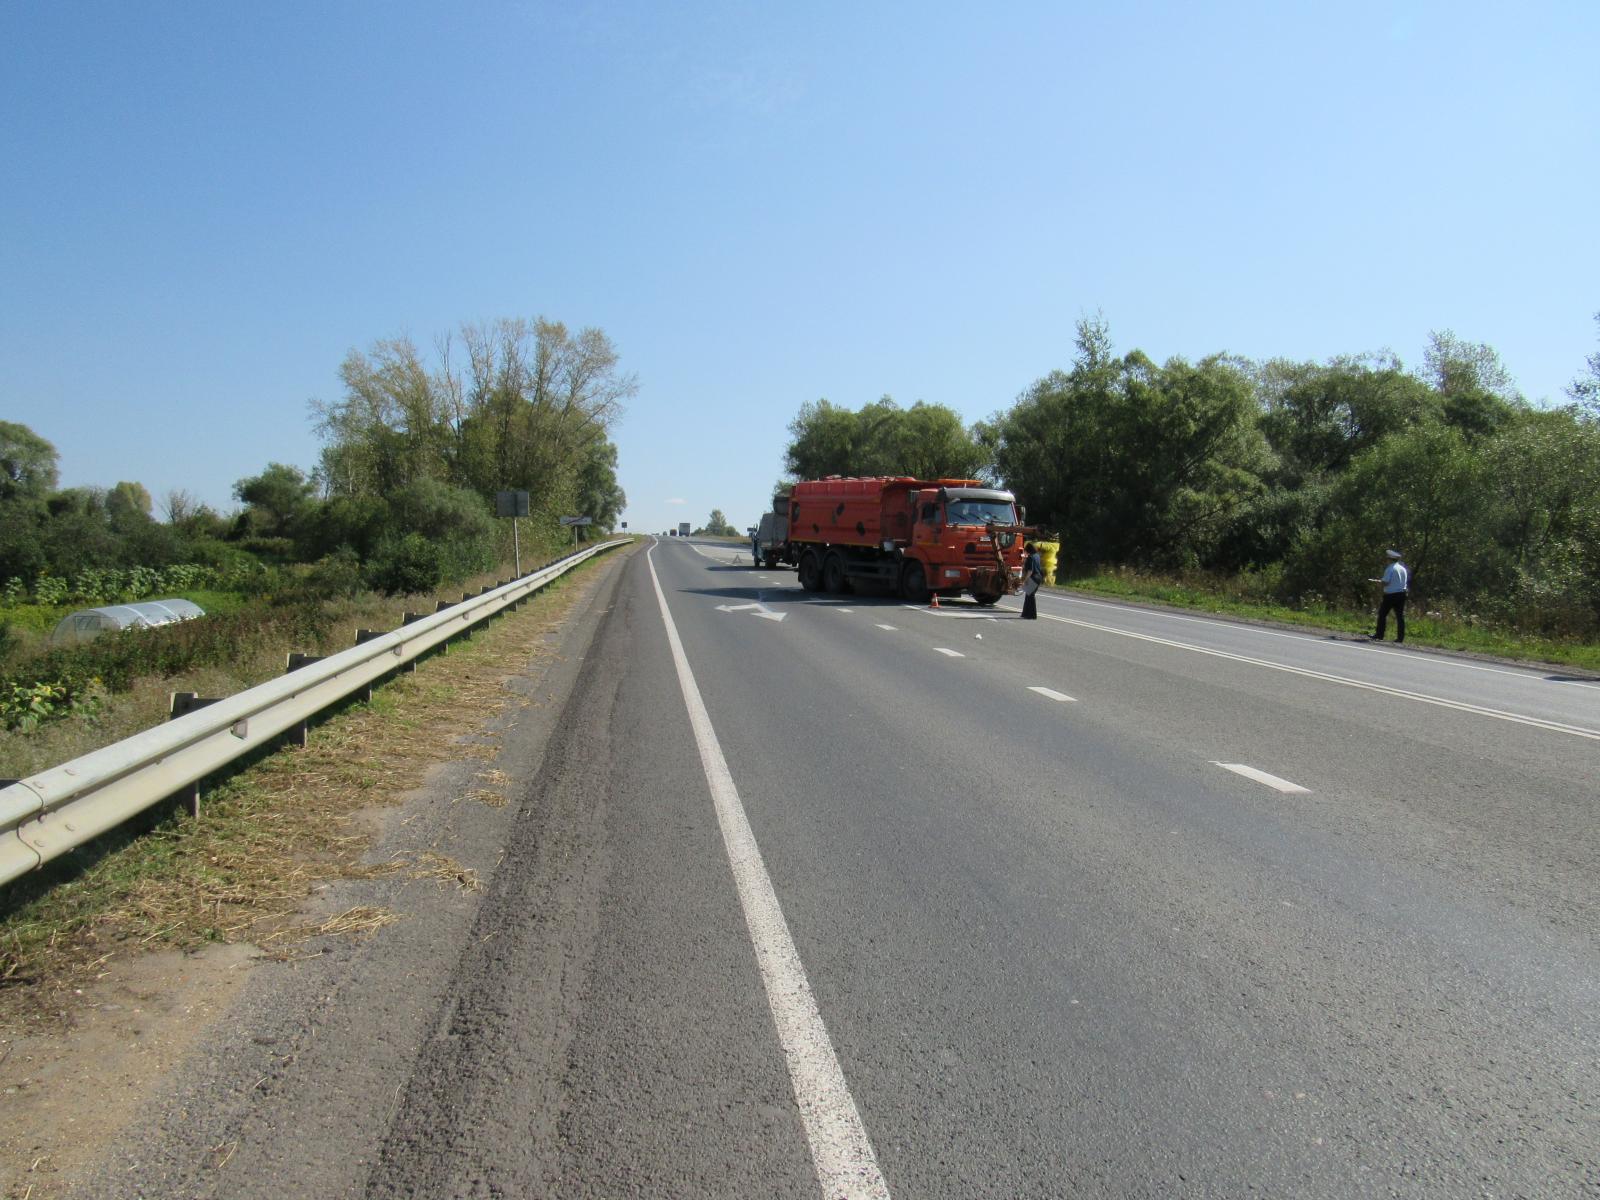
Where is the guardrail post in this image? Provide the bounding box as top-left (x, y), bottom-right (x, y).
top-left (283, 653), bottom-right (325, 746)
top-left (353, 630), bottom-right (385, 701)
top-left (167, 692), bottom-right (223, 816)
top-left (459, 594), bottom-right (475, 639)
top-left (400, 613), bottom-right (425, 670)
top-left (434, 600), bottom-right (455, 649)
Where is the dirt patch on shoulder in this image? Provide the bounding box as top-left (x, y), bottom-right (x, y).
top-left (1, 942), bottom-right (256, 1198)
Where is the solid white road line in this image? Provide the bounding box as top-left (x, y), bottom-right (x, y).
top-left (1033, 592), bottom-right (1600, 692)
top-left (1028, 686), bottom-right (1077, 703)
top-left (934, 647), bottom-right (965, 657)
top-left (1211, 762), bottom-right (1312, 795)
top-left (646, 548), bottom-right (890, 1199)
top-left (1020, 608), bottom-right (1600, 743)
top-left (900, 604), bottom-right (998, 620)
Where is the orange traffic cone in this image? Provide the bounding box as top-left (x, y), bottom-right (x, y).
top-left (929, 593), bottom-right (940, 609)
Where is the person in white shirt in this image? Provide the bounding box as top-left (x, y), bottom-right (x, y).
top-left (1368, 549), bottom-right (1409, 642)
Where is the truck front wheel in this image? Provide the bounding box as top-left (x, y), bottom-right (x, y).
top-left (798, 551), bottom-right (823, 592)
top-left (974, 591), bottom-right (1001, 606)
top-left (899, 561), bottom-right (930, 603)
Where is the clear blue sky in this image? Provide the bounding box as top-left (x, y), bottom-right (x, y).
top-left (4, 1), bottom-right (1596, 535)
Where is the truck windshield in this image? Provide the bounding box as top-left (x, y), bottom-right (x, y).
top-left (945, 499), bottom-right (1016, 526)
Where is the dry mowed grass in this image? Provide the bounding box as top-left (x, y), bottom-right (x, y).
top-left (0, 557), bottom-right (612, 1033)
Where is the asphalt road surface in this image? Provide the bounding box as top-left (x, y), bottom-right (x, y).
top-left (83, 540), bottom-right (1599, 1198)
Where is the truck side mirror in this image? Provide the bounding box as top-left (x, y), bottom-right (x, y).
top-left (1017, 506), bottom-right (1026, 524)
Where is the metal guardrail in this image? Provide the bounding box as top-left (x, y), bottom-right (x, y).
top-left (0, 539), bottom-right (627, 887)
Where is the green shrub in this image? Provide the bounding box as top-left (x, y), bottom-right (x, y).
top-left (291, 550), bottom-right (364, 601)
top-left (33, 574), bottom-right (68, 607)
top-left (366, 533), bottom-right (443, 595)
top-left (0, 677), bottom-right (106, 732)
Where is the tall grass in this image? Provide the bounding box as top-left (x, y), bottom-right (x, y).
top-left (0, 554), bottom-right (572, 776)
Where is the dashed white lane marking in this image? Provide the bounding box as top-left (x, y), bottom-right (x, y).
top-left (876, 624), bottom-right (897, 631)
top-left (646, 549), bottom-right (890, 1199)
top-left (836, 608), bottom-right (854, 614)
top-left (934, 647), bottom-right (964, 657)
top-left (1028, 686), bottom-right (1077, 703)
top-left (1018, 607), bottom-right (1600, 743)
top-left (1211, 762), bottom-right (1312, 794)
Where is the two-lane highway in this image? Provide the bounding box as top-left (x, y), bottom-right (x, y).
top-left (79, 539), bottom-right (1598, 1198)
top-left (650, 537), bottom-right (1598, 1197)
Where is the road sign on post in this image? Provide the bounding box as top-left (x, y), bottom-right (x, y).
top-left (497, 491), bottom-right (531, 574)
top-left (559, 515), bottom-right (593, 549)
top-left (496, 491), bottom-right (530, 517)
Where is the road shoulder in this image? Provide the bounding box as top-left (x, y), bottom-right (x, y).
top-left (0, 548), bottom-right (635, 1200)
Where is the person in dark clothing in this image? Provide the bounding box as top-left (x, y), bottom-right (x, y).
top-left (1021, 542), bottom-right (1043, 619)
top-left (1369, 549), bottom-right (1409, 642)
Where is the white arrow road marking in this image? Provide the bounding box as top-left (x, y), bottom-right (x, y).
top-left (1028, 687), bottom-right (1077, 702)
top-left (715, 602), bottom-right (788, 622)
top-left (647, 547), bottom-right (890, 1199)
top-left (1211, 762), bottom-right (1311, 794)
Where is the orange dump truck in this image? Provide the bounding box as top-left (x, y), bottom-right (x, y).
top-left (785, 477), bottom-right (1028, 604)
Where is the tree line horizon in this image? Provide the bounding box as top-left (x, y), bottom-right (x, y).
top-left (0, 315), bottom-right (630, 599)
top-left (781, 314), bottom-right (1600, 638)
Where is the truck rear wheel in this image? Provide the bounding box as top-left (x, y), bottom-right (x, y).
top-left (899, 561), bottom-right (930, 603)
top-left (822, 553), bottom-right (848, 594)
top-left (798, 551), bottom-right (823, 592)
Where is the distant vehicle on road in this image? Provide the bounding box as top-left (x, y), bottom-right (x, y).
top-left (752, 499), bottom-right (791, 568)
top-left (780, 476), bottom-right (1031, 605)
top-left (678, 522), bottom-right (692, 538)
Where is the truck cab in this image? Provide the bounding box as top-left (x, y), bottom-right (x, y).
top-left (908, 485), bottom-right (1023, 602)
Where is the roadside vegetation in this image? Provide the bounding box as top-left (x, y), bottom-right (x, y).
top-left (695, 509), bottom-right (739, 537)
top-left (0, 553), bottom-right (613, 1030)
top-left (0, 314), bottom-right (631, 748)
top-left (780, 313), bottom-right (1600, 662)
